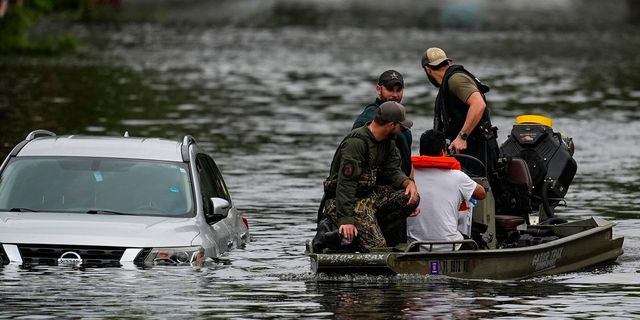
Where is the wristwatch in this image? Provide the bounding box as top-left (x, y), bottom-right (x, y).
top-left (458, 131), bottom-right (469, 140)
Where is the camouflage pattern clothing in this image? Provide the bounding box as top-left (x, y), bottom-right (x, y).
top-left (322, 125), bottom-right (412, 251)
top-left (323, 185), bottom-right (417, 251)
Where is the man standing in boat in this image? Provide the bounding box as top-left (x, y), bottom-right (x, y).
top-left (421, 47), bottom-right (499, 173)
top-left (321, 101), bottom-right (420, 252)
top-left (407, 129), bottom-right (486, 251)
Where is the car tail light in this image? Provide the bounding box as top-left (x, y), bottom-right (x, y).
top-left (241, 216), bottom-right (249, 228)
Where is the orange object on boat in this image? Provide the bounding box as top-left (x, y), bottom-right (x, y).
top-left (411, 155), bottom-right (461, 170)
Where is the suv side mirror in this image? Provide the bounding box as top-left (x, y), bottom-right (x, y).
top-left (207, 197), bottom-right (230, 222)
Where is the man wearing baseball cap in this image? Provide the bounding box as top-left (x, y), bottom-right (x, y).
top-left (421, 47), bottom-right (499, 175)
top-left (352, 70), bottom-right (413, 179)
top-left (315, 101), bottom-right (419, 252)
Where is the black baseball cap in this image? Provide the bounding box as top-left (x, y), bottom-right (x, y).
top-left (377, 70), bottom-right (404, 89)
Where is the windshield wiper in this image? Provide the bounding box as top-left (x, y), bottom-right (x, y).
top-left (8, 208), bottom-right (39, 212)
top-left (86, 210), bottom-right (131, 215)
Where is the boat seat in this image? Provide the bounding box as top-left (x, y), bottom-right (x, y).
top-left (495, 215), bottom-right (525, 231)
top-left (507, 158), bottom-right (532, 192)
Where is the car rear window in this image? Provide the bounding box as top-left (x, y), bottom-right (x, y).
top-left (0, 157), bottom-right (194, 217)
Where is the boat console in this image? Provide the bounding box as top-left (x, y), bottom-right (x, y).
top-left (468, 114), bottom-right (578, 249)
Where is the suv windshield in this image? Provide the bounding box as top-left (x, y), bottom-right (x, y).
top-left (0, 157), bottom-right (194, 217)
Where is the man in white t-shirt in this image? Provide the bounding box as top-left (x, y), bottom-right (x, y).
top-left (407, 130), bottom-right (486, 251)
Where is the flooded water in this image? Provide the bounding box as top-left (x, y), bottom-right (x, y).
top-left (1, 4), bottom-right (640, 318)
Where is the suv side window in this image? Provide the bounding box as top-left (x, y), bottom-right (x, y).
top-left (196, 155), bottom-right (217, 215)
top-left (196, 154), bottom-right (231, 215)
top-left (204, 157), bottom-right (231, 202)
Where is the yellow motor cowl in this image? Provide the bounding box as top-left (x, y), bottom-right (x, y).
top-left (515, 115), bottom-right (553, 128)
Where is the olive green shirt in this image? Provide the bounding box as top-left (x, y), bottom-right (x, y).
top-left (448, 73), bottom-right (479, 104)
top-left (328, 125), bottom-right (409, 226)
top-left (352, 98), bottom-right (413, 177)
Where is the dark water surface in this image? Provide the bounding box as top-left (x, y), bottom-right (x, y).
top-left (1, 22), bottom-right (640, 318)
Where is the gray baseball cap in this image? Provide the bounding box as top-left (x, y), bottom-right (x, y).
top-left (377, 101), bottom-right (413, 129)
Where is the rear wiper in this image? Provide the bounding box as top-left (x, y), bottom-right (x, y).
top-left (8, 208), bottom-right (39, 212)
top-left (86, 210), bottom-right (131, 215)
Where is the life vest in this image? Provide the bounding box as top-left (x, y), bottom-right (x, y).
top-left (411, 155), bottom-right (461, 170)
top-left (411, 155), bottom-right (470, 211)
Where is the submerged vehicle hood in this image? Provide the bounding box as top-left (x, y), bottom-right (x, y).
top-left (0, 212), bottom-right (200, 248)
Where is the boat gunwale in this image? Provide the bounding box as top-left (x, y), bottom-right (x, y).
top-left (398, 216), bottom-right (618, 257)
top-left (309, 217), bottom-right (620, 259)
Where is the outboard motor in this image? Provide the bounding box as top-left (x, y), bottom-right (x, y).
top-left (499, 115), bottom-right (577, 221)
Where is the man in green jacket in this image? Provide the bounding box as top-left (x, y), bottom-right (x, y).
top-left (353, 70), bottom-right (413, 178)
top-left (323, 101), bottom-right (420, 251)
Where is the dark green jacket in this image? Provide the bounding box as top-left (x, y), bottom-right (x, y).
top-left (327, 125), bottom-right (408, 226)
top-left (353, 99), bottom-right (413, 176)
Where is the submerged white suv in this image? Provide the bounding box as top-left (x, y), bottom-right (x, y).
top-left (0, 130), bottom-right (249, 268)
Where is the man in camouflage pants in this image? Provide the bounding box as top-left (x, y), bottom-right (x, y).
top-left (322, 101), bottom-right (420, 252)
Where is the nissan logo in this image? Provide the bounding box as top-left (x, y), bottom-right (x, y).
top-left (57, 251), bottom-right (83, 267)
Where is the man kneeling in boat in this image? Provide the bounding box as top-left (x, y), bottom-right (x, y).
top-left (317, 101), bottom-right (420, 252)
top-left (407, 129), bottom-right (486, 251)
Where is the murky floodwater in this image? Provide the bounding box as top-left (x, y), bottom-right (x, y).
top-left (1, 10), bottom-right (640, 319)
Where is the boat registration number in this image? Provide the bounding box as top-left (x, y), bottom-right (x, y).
top-left (429, 260), bottom-right (469, 274)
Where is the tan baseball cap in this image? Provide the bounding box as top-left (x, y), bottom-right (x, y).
top-left (421, 47), bottom-right (452, 67)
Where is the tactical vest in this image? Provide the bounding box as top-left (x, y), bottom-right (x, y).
top-left (354, 100), bottom-right (412, 177)
top-left (434, 65), bottom-right (493, 142)
top-left (323, 131), bottom-right (391, 197)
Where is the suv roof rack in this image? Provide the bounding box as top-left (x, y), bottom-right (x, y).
top-left (26, 129), bottom-right (56, 141)
top-left (8, 130), bottom-right (57, 157)
top-left (181, 135), bottom-right (197, 162)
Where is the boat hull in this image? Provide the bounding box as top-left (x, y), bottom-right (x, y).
top-left (308, 217), bottom-right (624, 280)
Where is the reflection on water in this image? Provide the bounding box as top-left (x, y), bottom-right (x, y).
top-left (2, 264), bottom-right (638, 319)
top-left (1, 15), bottom-right (640, 319)
top-left (307, 276), bottom-right (640, 319)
